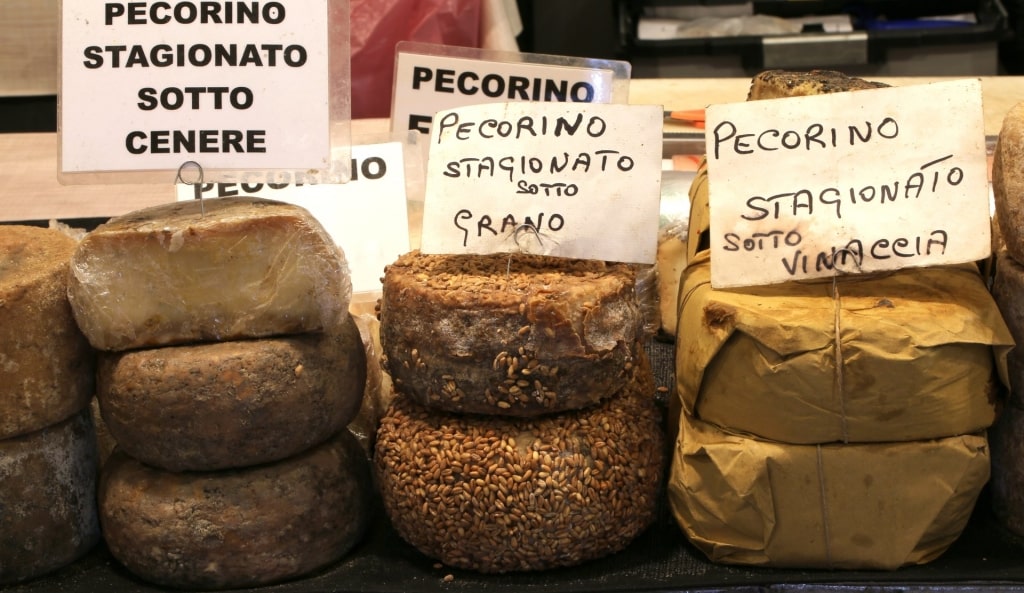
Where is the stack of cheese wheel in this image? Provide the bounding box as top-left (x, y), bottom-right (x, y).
top-left (667, 71), bottom-right (1012, 570)
top-left (989, 101), bottom-right (1024, 536)
top-left (66, 198), bottom-right (373, 590)
top-left (374, 250), bottom-right (665, 573)
top-left (0, 225), bottom-right (100, 585)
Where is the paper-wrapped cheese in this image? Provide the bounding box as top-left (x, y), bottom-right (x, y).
top-left (0, 410), bottom-right (100, 585)
top-left (97, 314), bottom-right (366, 471)
top-left (0, 225), bottom-right (95, 439)
top-left (676, 250), bottom-right (1011, 444)
top-left (100, 429), bottom-right (371, 590)
top-left (993, 101), bottom-right (1024, 263)
top-left (375, 354), bottom-right (663, 573)
top-left (380, 250), bottom-right (643, 416)
top-left (668, 412), bottom-right (990, 570)
top-left (67, 197), bottom-right (352, 351)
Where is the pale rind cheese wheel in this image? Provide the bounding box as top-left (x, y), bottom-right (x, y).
top-left (0, 225), bottom-right (95, 439)
top-left (0, 410), bottom-right (100, 585)
top-left (993, 102), bottom-right (1024, 264)
top-left (380, 250), bottom-right (644, 416)
top-left (374, 356), bottom-right (664, 573)
top-left (67, 197), bottom-right (352, 351)
top-left (100, 429), bottom-right (372, 590)
top-left (98, 314), bottom-right (366, 471)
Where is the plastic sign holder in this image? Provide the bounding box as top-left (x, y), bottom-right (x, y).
top-left (59, 0), bottom-right (352, 185)
top-left (391, 41), bottom-right (631, 135)
top-left (705, 79), bottom-right (991, 289)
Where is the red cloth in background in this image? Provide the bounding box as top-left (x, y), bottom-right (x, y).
top-left (350, 0), bottom-right (481, 118)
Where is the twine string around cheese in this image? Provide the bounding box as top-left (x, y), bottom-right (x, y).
top-left (175, 161), bottom-right (206, 216)
top-left (816, 444), bottom-right (834, 569)
top-left (830, 247), bottom-right (862, 445)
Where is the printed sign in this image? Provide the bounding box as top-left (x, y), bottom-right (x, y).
top-left (176, 142), bottom-right (410, 294)
top-left (391, 43), bottom-right (628, 135)
top-left (61, 1), bottom-right (338, 179)
top-left (419, 102), bottom-right (662, 264)
top-left (705, 79), bottom-right (990, 288)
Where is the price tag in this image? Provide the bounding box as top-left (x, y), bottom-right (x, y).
top-left (419, 102), bottom-right (662, 264)
top-left (391, 42), bottom-right (630, 135)
top-left (176, 142), bottom-right (410, 294)
top-left (61, 0), bottom-right (349, 184)
top-left (705, 79), bottom-right (990, 288)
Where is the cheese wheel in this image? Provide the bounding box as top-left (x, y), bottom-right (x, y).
top-left (0, 225), bottom-right (95, 439)
top-left (67, 197), bottom-right (352, 351)
top-left (100, 429), bottom-right (372, 590)
top-left (993, 102), bottom-right (1024, 264)
top-left (98, 314), bottom-right (366, 471)
top-left (991, 401), bottom-right (1024, 536)
top-left (374, 356), bottom-right (664, 573)
top-left (747, 69), bottom-right (888, 101)
top-left (0, 410), bottom-right (100, 585)
top-left (380, 250), bottom-right (643, 416)
top-left (993, 250), bottom-right (1024, 407)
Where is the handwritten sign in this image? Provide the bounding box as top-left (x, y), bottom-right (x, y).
top-left (176, 142), bottom-right (410, 294)
top-left (61, 1), bottom-right (340, 179)
top-left (705, 79), bottom-right (990, 288)
top-left (391, 42), bottom-right (628, 135)
top-left (419, 102), bottom-right (662, 264)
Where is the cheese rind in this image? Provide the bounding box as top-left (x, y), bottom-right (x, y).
top-left (99, 429), bottom-right (372, 590)
top-left (0, 225), bottom-right (95, 439)
top-left (993, 102), bottom-right (1024, 263)
top-left (67, 197), bottom-right (352, 351)
top-left (98, 314), bottom-right (366, 471)
top-left (380, 250), bottom-right (643, 416)
top-left (747, 69), bottom-right (888, 101)
top-left (0, 410), bottom-right (101, 585)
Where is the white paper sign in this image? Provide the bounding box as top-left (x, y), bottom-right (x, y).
top-left (392, 49), bottom-right (622, 135)
top-left (419, 102), bottom-right (662, 264)
top-left (62, 1), bottom-right (331, 174)
top-left (176, 142), bottom-right (410, 294)
top-left (705, 79), bottom-right (990, 288)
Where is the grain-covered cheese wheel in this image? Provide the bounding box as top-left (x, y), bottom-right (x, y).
top-left (993, 101), bottom-right (1024, 264)
top-left (993, 250), bottom-right (1024, 407)
top-left (374, 356), bottom-right (664, 573)
top-left (68, 197), bottom-right (352, 351)
top-left (380, 250), bottom-right (643, 416)
top-left (97, 314), bottom-right (366, 471)
top-left (0, 225), bottom-right (95, 439)
top-left (100, 429), bottom-right (372, 590)
top-left (0, 410), bottom-right (100, 585)
top-left (747, 69), bottom-right (888, 101)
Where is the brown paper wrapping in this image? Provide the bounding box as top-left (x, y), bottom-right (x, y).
top-left (668, 412), bottom-right (990, 570)
top-left (675, 249), bottom-right (1012, 445)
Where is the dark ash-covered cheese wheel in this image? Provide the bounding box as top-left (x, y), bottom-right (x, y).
top-left (97, 314), bottom-right (366, 471)
top-left (993, 250), bottom-right (1024, 407)
top-left (0, 410), bottom-right (100, 585)
top-left (374, 356), bottom-right (664, 573)
top-left (0, 225), bottom-right (95, 439)
top-left (99, 429), bottom-right (372, 590)
top-left (380, 250), bottom-right (643, 416)
top-left (67, 197), bottom-right (352, 351)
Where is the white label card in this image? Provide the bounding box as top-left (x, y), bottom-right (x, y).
top-left (176, 142), bottom-right (410, 294)
top-left (62, 1), bottom-right (331, 174)
top-left (420, 102), bottom-right (663, 264)
top-left (705, 79), bottom-right (990, 288)
top-left (392, 50), bottom-right (620, 135)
